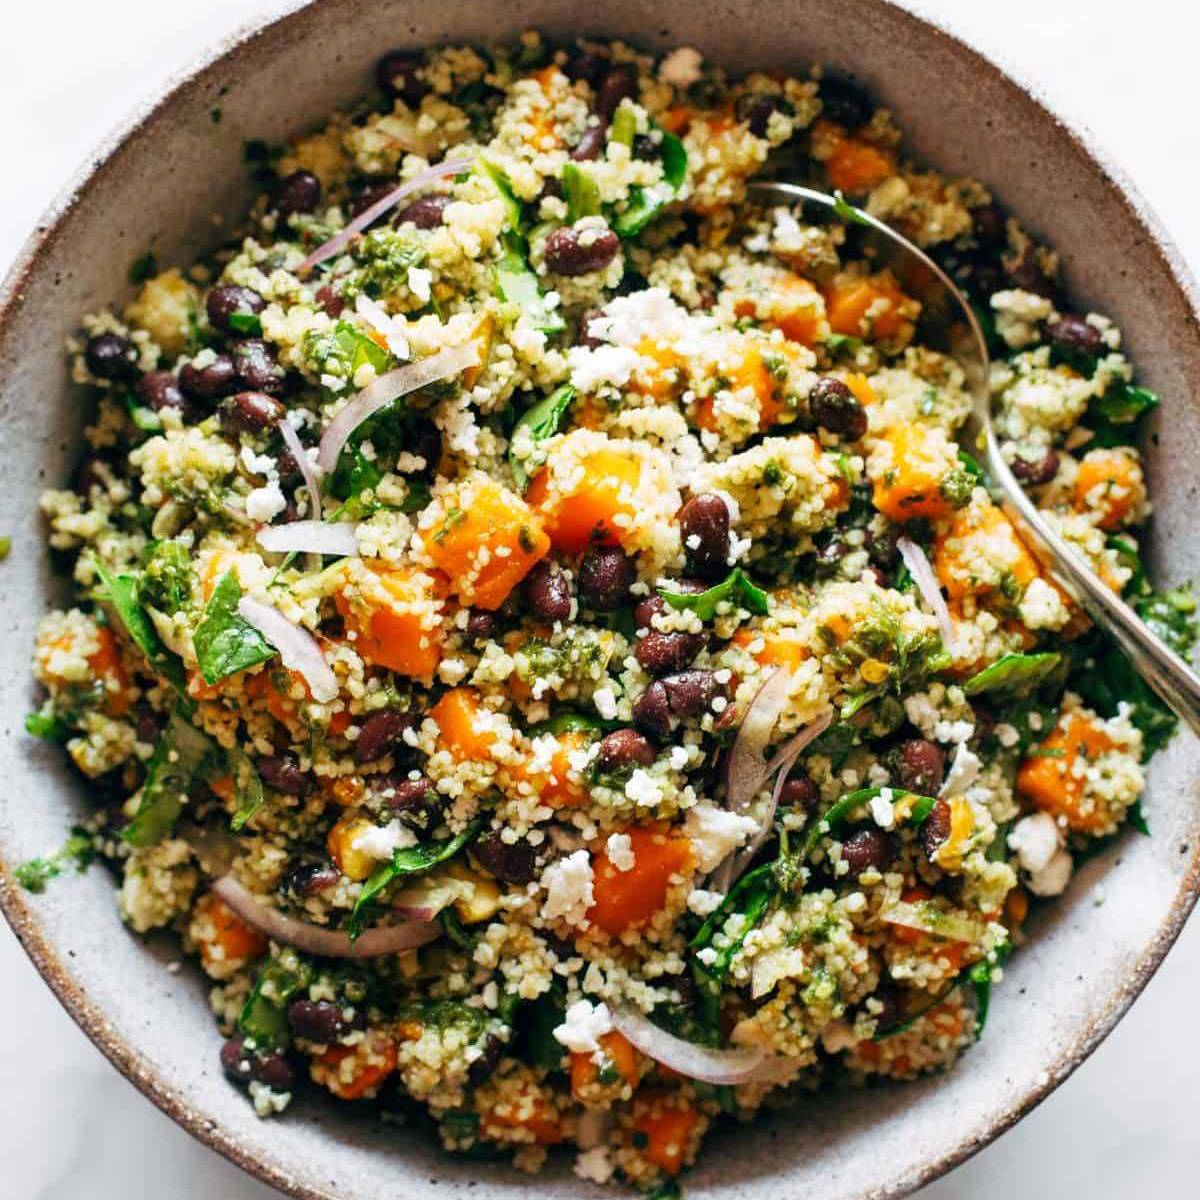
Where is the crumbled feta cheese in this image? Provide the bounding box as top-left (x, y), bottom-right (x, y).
top-left (687, 887), bottom-right (724, 916)
top-left (408, 266), bottom-right (433, 304)
top-left (566, 344), bottom-right (642, 393)
top-left (593, 686), bottom-right (619, 721)
top-left (659, 47), bottom-right (704, 88)
top-left (575, 1146), bottom-right (615, 1184)
top-left (941, 744), bottom-right (982, 797)
top-left (1027, 846), bottom-right (1073, 897)
top-left (684, 802), bottom-right (759, 872)
top-left (351, 819), bottom-right (417, 861)
top-left (1009, 811), bottom-right (1060, 875)
top-left (541, 850), bottom-right (594, 925)
top-left (245, 482), bottom-right (286, 522)
top-left (625, 768), bottom-right (664, 808)
top-left (869, 792), bottom-right (896, 830)
top-left (554, 999), bottom-right (613, 1057)
top-left (606, 832), bottom-right (635, 872)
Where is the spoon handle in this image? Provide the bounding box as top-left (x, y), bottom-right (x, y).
top-left (986, 435), bottom-right (1200, 739)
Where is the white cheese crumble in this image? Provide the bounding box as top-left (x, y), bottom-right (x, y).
top-left (351, 819), bottom-right (418, 861)
top-left (606, 832), bottom-right (635, 872)
top-left (541, 850), bottom-right (595, 925)
top-left (245, 482), bottom-right (287, 523)
top-left (659, 46), bottom-right (704, 88)
top-left (575, 1146), bottom-right (615, 1184)
top-left (408, 266), bottom-right (433, 304)
top-left (625, 768), bottom-right (664, 808)
top-left (684, 802), bottom-right (759, 872)
top-left (553, 998), bottom-right (613, 1054)
top-left (593, 686), bottom-right (619, 721)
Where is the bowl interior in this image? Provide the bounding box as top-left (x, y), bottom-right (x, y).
top-left (2, 3), bottom-right (1199, 1199)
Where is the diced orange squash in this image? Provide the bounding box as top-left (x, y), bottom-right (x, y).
top-left (1004, 886), bottom-right (1029, 932)
top-left (336, 564), bottom-right (445, 678)
top-left (88, 625), bottom-right (133, 716)
top-left (825, 273), bottom-right (910, 341)
top-left (313, 1033), bottom-right (397, 1100)
top-left (814, 118), bottom-right (896, 195)
top-left (527, 448), bottom-right (643, 554)
top-left (630, 1092), bottom-right (703, 1176)
top-left (570, 1029), bottom-right (639, 1098)
top-left (429, 686), bottom-right (498, 762)
top-left (507, 729), bottom-right (591, 809)
top-left (933, 499), bottom-right (1040, 601)
top-left (734, 275), bottom-right (827, 348)
top-left (843, 372), bottom-right (879, 408)
top-left (481, 1088), bottom-right (565, 1145)
top-left (872, 424), bottom-right (956, 522)
top-left (195, 892), bottom-right (268, 973)
top-left (245, 668), bottom-right (309, 725)
top-left (587, 825), bottom-right (694, 936)
top-left (424, 480), bottom-right (550, 610)
top-left (732, 627), bottom-right (809, 670)
top-left (461, 312), bottom-right (495, 391)
top-left (1016, 710), bottom-right (1118, 833)
top-left (1072, 447), bottom-right (1143, 530)
top-left (327, 813), bottom-right (379, 882)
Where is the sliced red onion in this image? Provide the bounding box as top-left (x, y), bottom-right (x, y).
top-left (279, 419), bottom-right (323, 520)
top-left (298, 156), bottom-right (470, 274)
top-left (719, 711), bottom-right (834, 889)
top-left (316, 341), bottom-right (480, 475)
top-left (257, 520), bottom-right (359, 557)
top-left (237, 595), bottom-right (339, 703)
top-left (725, 669), bottom-right (797, 814)
top-left (897, 536), bottom-right (956, 650)
top-left (611, 1006), bottom-right (765, 1085)
top-left (576, 1107), bottom-right (615, 1151)
top-left (389, 877), bottom-right (470, 922)
top-left (211, 876), bottom-right (439, 959)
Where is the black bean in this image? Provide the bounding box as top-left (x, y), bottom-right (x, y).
top-left (286, 860), bottom-right (341, 898)
top-left (840, 827), bottom-right (894, 875)
top-left (632, 134), bottom-right (659, 161)
top-left (206, 285), bottom-right (265, 335)
top-left (636, 629), bottom-right (705, 676)
top-left (565, 49), bottom-right (606, 87)
top-left (661, 669), bottom-right (722, 719)
top-left (818, 75), bottom-right (873, 130)
top-left (595, 63), bottom-right (637, 118)
top-left (220, 390), bottom-right (285, 434)
top-left (466, 1033), bottom-right (505, 1085)
top-left (232, 338), bottom-right (288, 396)
top-left (971, 203), bottom-right (1006, 249)
top-left (135, 370), bottom-right (187, 414)
top-left (1010, 448), bottom-right (1060, 486)
top-left (864, 521), bottom-right (900, 568)
top-left (1045, 313), bottom-right (1103, 359)
top-left (274, 170), bottom-right (321, 220)
top-left (633, 680), bottom-right (673, 738)
top-left (346, 182), bottom-right (394, 224)
top-left (634, 579), bottom-right (706, 630)
top-left (778, 773), bottom-right (819, 810)
top-left (537, 177), bottom-right (565, 204)
top-left (179, 353), bottom-right (238, 402)
top-left (680, 493), bottom-right (730, 579)
top-left (256, 752), bottom-right (312, 797)
top-left (406, 418), bottom-right (442, 469)
top-left (869, 984), bottom-right (903, 1036)
top-left (354, 710), bottom-right (416, 764)
top-left (809, 376), bottom-right (868, 439)
top-left (376, 50), bottom-right (426, 106)
top-left (544, 223), bottom-right (619, 276)
top-left (1004, 249), bottom-right (1056, 300)
top-left (378, 775), bottom-right (439, 828)
top-left (570, 125), bottom-right (607, 162)
top-left (578, 544), bottom-right (636, 611)
top-left (220, 1035), bottom-right (296, 1090)
top-left (464, 609), bottom-right (499, 644)
top-left (895, 738), bottom-right (945, 795)
top-left (395, 193), bottom-right (452, 229)
top-left (134, 709), bottom-right (162, 745)
top-left (315, 283), bottom-right (345, 318)
top-left (595, 728), bottom-right (656, 773)
top-left (472, 829), bottom-right (537, 884)
top-left (287, 998), bottom-right (360, 1043)
top-left (735, 92), bottom-right (790, 138)
top-left (521, 560), bottom-right (573, 622)
top-left (85, 333), bottom-right (138, 381)
top-left (814, 535), bottom-right (850, 577)
top-left (921, 796), bottom-right (953, 861)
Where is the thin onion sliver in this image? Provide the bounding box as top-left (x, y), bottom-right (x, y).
top-left (237, 595), bottom-right (339, 703)
top-left (897, 536), bottom-right (956, 650)
top-left (257, 520), bottom-right (359, 557)
top-left (611, 1006), bottom-right (765, 1085)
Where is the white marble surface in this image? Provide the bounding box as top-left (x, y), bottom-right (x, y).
top-left (3, 2), bottom-right (1199, 1196)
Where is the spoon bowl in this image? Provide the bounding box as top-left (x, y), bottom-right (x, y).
top-left (750, 179), bottom-right (1200, 734)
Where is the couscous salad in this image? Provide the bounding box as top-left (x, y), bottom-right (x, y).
top-left (19, 33), bottom-right (1195, 1192)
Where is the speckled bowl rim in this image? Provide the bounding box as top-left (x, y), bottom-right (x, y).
top-left (2, 3), bottom-right (1199, 1198)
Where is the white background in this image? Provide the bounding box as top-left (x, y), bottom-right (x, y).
top-left (2, 3), bottom-right (1197, 1197)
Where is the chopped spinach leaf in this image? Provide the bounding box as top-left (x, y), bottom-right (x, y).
top-left (509, 384), bottom-right (575, 490)
top-left (227, 311), bottom-right (262, 336)
top-left (1086, 380), bottom-right (1159, 448)
top-left (496, 230), bottom-right (565, 334)
top-left (562, 163), bottom-right (602, 224)
top-left (128, 251), bottom-right (158, 285)
top-left (801, 787), bottom-right (936, 862)
top-left (122, 710), bottom-right (217, 846)
top-left (963, 652), bottom-right (1062, 698)
top-left (24, 708), bottom-right (71, 742)
top-left (516, 985), bottom-right (567, 1071)
top-left (92, 556), bottom-right (187, 692)
top-left (659, 568), bottom-right (769, 620)
top-left (238, 949), bottom-right (313, 1049)
top-left (193, 571), bottom-right (276, 685)
top-left (613, 128), bottom-right (687, 238)
top-left (229, 748), bottom-right (265, 832)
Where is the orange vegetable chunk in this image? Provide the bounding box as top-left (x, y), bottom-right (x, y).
top-left (1016, 710), bottom-right (1118, 833)
top-left (336, 564), bottom-right (445, 678)
top-left (528, 448), bottom-right (643, 554)
top-left (587, 825), bottom-right (694, 936)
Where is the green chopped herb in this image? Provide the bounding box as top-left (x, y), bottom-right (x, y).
top-left (122, 709), bottom-right (217, 847)
top-left (613, 128), bottom-right (687, 238)
top-left (193, 571), bottom-right (276, 685)
top-left (832, 189), bottom-right (871, 226)
top-left (128, 251), bottom-right (158, 285)
top-left (562, 162), bottom-right (602, 223)
top-left (24, 708), bottom-right (71, 742)
top-left (509, 384), bottom-right (575, 491)
top-left (963, 652), bottom-right (1062, 698)
top-left (92, 556), bottom-right (188, 693)
top-left (659, 568), bottom-right (769, 620)
top-left (15, 829), bottom-right (95, 894)
top-left (226, 311), bottom-right (262, 336)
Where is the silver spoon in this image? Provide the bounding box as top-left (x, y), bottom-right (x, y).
top-left (749, 180), bottom-right (1200, 737)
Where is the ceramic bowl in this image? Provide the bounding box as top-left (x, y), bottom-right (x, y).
top-left (2, 2), bottom-right (1199, 1198)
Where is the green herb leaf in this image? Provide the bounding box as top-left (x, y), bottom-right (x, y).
top-left (562, 163), bottom-right (602, 224)
top-left (530, 708), bottom-right (613, 736)
top-left (659, 568), bottom-right (769, 620)
top-left (439, 907), bottom-right (476, 950)
top-left (15, 829), bottom-right (95, 894)
top-left (609, 106), bottom-right (637, 148)
top-left (613, 129), bottom-right (687, 238)
top-left (801, 787), bottom-right (936, 862)
top-left (122, 710), bottom-right (216, 846)
top-left (824, 332), bottom-right (864, 357)
top-left (193, 572), bottom-right (275, 685)
top-left (496, 230), bottom-right (565, 334)
top-left (477, 158), bottom-right (526, 232)
top-left (349, 819), bottom-right (484, 938)
top-left (92, 556), bottom-right (187, 692)
top-left (238, 949), bottom-right (313, 1049)
top-left (832, 189), bottom-right (871, 226)
top-left (25, 708), bottom-right (71, 742)
top-left (128, 252), bottom-right (158, 285)
top-left (227, 311), bottom-right (263, 336)
top-left (517, 985), bottom-right (567, 1071)
top-left (1086, 381), bottom-right (1159, 448)
top-left (963, 652), bottom-right (1062, 698)
top-left (509, 384), bottom-right (575, 490)
top-left (1127, 798), bottom-right (1151, 837)
top-left (228, 748), bottom-right (265, 832)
